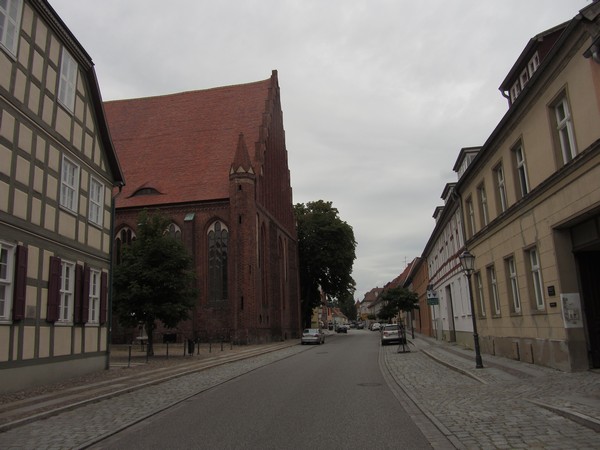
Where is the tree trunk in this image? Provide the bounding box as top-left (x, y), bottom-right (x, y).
top-left (146, 320), bottom-right (156, 357)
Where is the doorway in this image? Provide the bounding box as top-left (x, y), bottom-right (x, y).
top-left (576, 250), bottom-right (600, 368)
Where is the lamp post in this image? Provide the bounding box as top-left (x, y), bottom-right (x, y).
top-left (459, 250), bottom-right (484, 369)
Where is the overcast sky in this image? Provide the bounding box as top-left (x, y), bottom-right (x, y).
top-left (50, 0), bottom-right (589, 300)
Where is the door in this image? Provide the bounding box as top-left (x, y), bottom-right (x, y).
top-left (577, 251), bottom-right (600, 368)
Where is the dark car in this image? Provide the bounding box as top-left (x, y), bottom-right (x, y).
top-left (336, 325), bottom-right (348, 333)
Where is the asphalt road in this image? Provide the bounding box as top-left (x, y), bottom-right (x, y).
top-left (96, 330), bottom-right (432, 449)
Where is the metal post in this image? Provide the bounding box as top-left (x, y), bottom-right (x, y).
top-left (466, 272), bottom-right (484, 368)
top-left (128, 344), bottom-right (132, 368)
top-left (166, 342), bottom-right (169, 359)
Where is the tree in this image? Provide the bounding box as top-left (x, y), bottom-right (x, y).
top-left (336, 291), bottom-right (358, 322)
top-left (294, 200), bottom-right (357, 328)
top-left (377, 287), bottom-right (419, 323)
top-left (113, 210), bottom-right (197, 356)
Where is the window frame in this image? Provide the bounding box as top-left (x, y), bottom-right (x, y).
top-left (0, 0), bottom-right (22, 57)
top-left (88, 176), bottom-right (104, 227)
top-left (512, 142), bottom-right (530, 199)
top-left (465, 196), bottom-right (476, 238)
top-left (553, 97), bottom-right (577, 164)
top-left (475, 271), bottom-right (486, 318)
top-left (88, 268), bottom-right (100, 324)
top-left (60, 156), bottom-right (80, 213)
top-left (487, 265), bottom-right (501, 316)
top-left (208, 220), bottom-right (229, 303)
top-left (506, 256), bottom-right (521, 314)
top-left (494, 163), bottom-right (508, 214)
top-left (477, 183), bottom-right (489, 227)
top-left (58, 47), bottom-right (78, 113)
top-left (528, 247), bottom-right (545, 311)
top-left (59, 260), bottom-right (75, 323)
top-left (0, 241), bottom-right (15, 321)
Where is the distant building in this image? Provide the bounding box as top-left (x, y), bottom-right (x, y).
top-left (0, 0), bottom-right (124, 392)
top-left (104, 71), bottom-right (301, 345)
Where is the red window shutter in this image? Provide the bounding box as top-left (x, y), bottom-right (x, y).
top-left (81, 264), bottom-right (90, 324)
top-left (46, 256), bottom-right (61, 322)
top-left (13, 245), bottom-right (28, 321)
top-left (99, 271), bottom-right (108, 324)
top-left (74, 264), bottom-right (83, 324)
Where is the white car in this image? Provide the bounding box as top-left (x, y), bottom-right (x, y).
top-left (301, 328), bottom-right (325, 345)
top-left (371, 322), bottom-right (381, 331)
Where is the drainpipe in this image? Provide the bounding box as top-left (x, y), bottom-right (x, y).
top-left (106, 184), bottom-right (123, 369)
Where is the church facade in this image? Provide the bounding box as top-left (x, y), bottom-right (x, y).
top-left (104, 71), bottom-right (301, 344)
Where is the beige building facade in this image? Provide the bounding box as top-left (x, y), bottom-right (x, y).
top-left (0, 0), bottom-right (124, 392)
top-left (456, 4), bottom-right (600, 371)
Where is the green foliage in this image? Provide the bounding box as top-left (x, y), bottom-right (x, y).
top-left (377, 287), bottom-right (418, 322)
top-left (294, 200), bottom-right (357, 328)
top-left (336, 291), bottom-right (358, 321)
top-left (113, 210), bottom-right (197, 354)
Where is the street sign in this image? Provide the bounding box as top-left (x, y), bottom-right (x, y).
top-left (427, 297), bottom-right (439, 306)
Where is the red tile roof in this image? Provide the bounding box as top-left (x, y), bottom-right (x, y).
top-left (104, 76), bottom-right (273, 208)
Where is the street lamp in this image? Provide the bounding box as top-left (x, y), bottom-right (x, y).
top-left (459, 250), bottom-right (484, 369)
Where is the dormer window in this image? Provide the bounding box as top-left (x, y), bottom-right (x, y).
top-left (131, 187), bottom-right (160, 197)
top-left (509, 51), bottom-right (540, 104)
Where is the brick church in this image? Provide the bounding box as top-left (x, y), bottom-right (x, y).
top-left (104, 71), bottom-right (301, 344)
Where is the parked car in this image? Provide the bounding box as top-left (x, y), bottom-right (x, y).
top-left (356, 322), bottom-right (365, 329)
top-left (370, 322), bottom-right (381, 331)
top-left (381, 324), bottom-right (405, 345)
top-left (336, 325), bottom-right (348, 333)
top-left (301, 328), bottom-right (325, 345)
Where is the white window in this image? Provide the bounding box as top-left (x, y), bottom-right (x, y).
top-left (529, 248), bottom-right (545, 310)
top-left (514, 144), bottom-right (529, 198)
top-left (0, 241), bottom-right (15, 320)
top-left (555, 98), bottom-right (577, 164)
top-left (495, 164), bottom-right (508, 213)
top-left (507, 257), bottom-right (521, 313)
top-left (60, 156), bottom-right (79, 213)
top-left (519, 69), bottom-right (529, 89)
top-left (466, 198), bottom-right (475, 238)
top-left (88, 268), bottom-right (100, 323)
top-left (527, 52), bottom-right (540, 76)
top-left (478, 184), bottom-right (489, 227)
top-left (58, 48), bottom-right (77, 113)
top-left (59, 260), bottom-right (75, 322)
top-left (88, 177), bottom-right (104, 226)
top-left (510, 82), bottom-right (521, 103)
top-left (0, 0), bottom-right (22, 57)
top-left (475, 271), bottom-right (485, 317)
top-left (488, 266), bottom-right (500, 315)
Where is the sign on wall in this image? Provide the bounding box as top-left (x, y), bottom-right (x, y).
top-left (560, 293), bottom-right (583, 328)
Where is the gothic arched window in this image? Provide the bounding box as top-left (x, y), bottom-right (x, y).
top-left (208, 221), bottom-right (228, 303)
top-left (166, 223), bottom-right (182, 240)
top-left (114, 227), bottom-right (136, 265)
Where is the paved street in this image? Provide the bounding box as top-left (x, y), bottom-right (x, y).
top-left (0, 331), bottom-right (598, 449)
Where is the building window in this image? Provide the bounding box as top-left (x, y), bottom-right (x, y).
top-left (0, 0), bottom-right (22, 57)
top-left (513, 143), bottom-right (529, 199)
top-left (208, 221), bottom-right (228, 303)
top-left (0, 241), bottom-right (15, 320)
top-left (506, 257), bottom-right (521, 313)
top-left (527, 52), bottom-right (540, 75)
top-left (510, 82), bottom-right (521, 103)
top-left (88, 177), bottom-right (104, 226)
top-left (477, 184), bottom-right (489, 227)
top-left (88, 268), bottom-right (100, 323)
top-left (58, 47), bottom-right (77, 113)
top-left (167, 223), bottom-right (181, 240)
top-left (59, 260), bottom-right (75, 323)
top-left (114, 227), bottom-right (136, 265)
top-left (494, 164), bottom-right (508, 214)
top-left (487, 265), bottom-right (500, 316)
top-left (528, 247), bottom-right (545, 310)
top-left (554, 97), bottom-right (577, 164)
top-left (466, 197), bottom-right (475, 238)
top-left (60, 156), bottom-right (79, 213)
top-left (475, 271), bottom-right (485, 318)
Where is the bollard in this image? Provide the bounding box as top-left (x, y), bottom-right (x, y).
top-left (221, 337), bottom-right (224, 351)
top-left (128, 344), bottom-right (132, 368)
top-left (209, 339), bottom-right (212, 353)
top-left (166, 342), bottom-right (169, 359)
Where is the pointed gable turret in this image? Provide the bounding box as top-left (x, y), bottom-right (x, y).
top-left (230, 132), bottom-right (255, 176)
